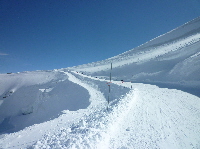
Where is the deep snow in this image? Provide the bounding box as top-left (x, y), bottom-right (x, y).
top-left (0, 17), bottom-right (200, 149)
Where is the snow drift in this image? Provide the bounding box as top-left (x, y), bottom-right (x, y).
top-left (69, 17), bottom-right (200, 88)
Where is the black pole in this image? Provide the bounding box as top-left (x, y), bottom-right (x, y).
top-left (110, 63), bottom-right (112, 82)
top-left (107, 63), bottom-right (112, 111)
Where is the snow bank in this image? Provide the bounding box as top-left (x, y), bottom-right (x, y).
top-left (0, 71), bottom-right (90, 134)
top-left (67, 17), bottom-right (200, 94)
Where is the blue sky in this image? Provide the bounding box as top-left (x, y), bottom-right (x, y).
top-left (1, 0), bottom-right (200, 73)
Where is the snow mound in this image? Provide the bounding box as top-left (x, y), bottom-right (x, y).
top-left (0, 71), bottom-right (90, 134)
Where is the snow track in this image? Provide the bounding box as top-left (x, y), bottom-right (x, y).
top-left (0, 71), bottom-right (199, 149)
top-left (32, 71), bottom-right (137, 149)
top-left (31, 72), bottom-right (200, 149)
top-left (64, 71), bottom-right (107, 110)
top-left (106, 87), bottom-right (200, 149)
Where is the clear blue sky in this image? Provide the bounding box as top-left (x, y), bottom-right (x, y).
top-left (1, 0), bottom-right (200, 73)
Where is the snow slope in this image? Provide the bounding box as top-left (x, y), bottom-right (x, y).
top-left (0, 17), bottom-right (200, 149)
top-left (68, 17), bottom-right (200, 96)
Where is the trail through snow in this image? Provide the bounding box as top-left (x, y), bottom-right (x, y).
top-left (29, 71), bottom-right (200, 149)
top-left (1, 17), bottom-right (200, 149)
top-left (0, 71), bottom-right (199, 149)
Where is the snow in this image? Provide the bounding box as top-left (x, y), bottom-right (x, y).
top-left (0, 17), bottom-right (200, 148)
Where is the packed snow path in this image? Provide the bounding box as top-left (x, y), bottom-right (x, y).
top-left (0, 71), bottom-right (200, 149)
top-left (32, 71), bottom-right (200, 149)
